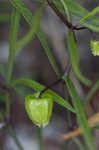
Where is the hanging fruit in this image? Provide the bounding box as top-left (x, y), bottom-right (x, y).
top-left (25, 92), bottom-right (53, 127)
top-left (90, 40), bottom-right (99, 56)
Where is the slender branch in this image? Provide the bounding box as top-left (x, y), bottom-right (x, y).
top-left (40, 62), bottom-right (71, 96)
top-left (39, 78), bottom-right (62, 96)
top-left (61, 113), bottom-right (99, 140)
top-left (47, 0), bottom-right (86, 31)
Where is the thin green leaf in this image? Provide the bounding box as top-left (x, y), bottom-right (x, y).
top-left (53, 0), bottom-right (64, 12)
top-left (46, 90), bottom-right (75, 113)
top-left (10, 0), bottom-right (60, 77)
top-left (72, 138), bottom-right (85, 150)
top-left (31, 0), bottom-right (99, 32)
top-left (54, 0), bottom-right (99, 32)
top-left (85, 79), bottom-right (99, 105)
top-left (60, 0), bottom-right (71, 22)
top-left (11, 78), bottom-right (76, 113)
top-left (76, 6), bottom-right (99, 26)
top-left (37, 29), bottom-right (61, 77)
top-left (64, 77), bottom-right (96, 150)
top-left (85, 24), bottom-right (99, 32)
top-left (7, 8), bottom-right (21, 84)
top-left (10, 0), bottom-right (33, 25)
top-left (67, 31), bottom-right (91, 86)
top-left (0, 14), bottom-right (10, 22)
top-left (12, 78), bottom-right (44, 92)
top-left (17, 3), bottom-right (45, 50)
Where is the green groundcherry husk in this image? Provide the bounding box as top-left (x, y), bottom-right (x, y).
top-left (25, 92), bottom-right (53, 127)
top-left (90, 40), bottom-right (99, 56)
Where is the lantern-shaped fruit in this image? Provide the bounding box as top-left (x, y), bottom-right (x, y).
top-left (25, 92), bottom-right (53, 127)
top-left (90, 40), bottom-right (99, 56)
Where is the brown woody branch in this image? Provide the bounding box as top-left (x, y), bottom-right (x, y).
top-left (60, 113), bottom-right (99, 140)
top-left (47, 0), bottom-right (86, 31)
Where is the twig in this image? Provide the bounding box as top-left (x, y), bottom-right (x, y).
top-left (39, 78), bottom-right (62, 96)
top-left (60, 113), bottom-right (99, 140)
top-left (40, 62), bottom-right (71, 96)
top-left (47, 0), bottom-right (86, 31)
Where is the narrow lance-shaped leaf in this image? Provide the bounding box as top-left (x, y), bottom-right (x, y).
top-left (10, 0), bottom-right (33, 25)
top-left (85, 79), bottom-right (99, 105)
top-left (11, 78), bottom-right (76, 113)
top-left (37, 29), bottom-right (61, 77)
top-left (53, 0), bottom-right (99, 25)
top-left (53, 0), bottom-right (99, 32)
top-left (7, 8), bottom-right (21, 84)
top-left (10, 0), bottom-right (60, 77)
top-left (63, 77), bottom-right (96, 150)
top-left (72, 138), bottom-right (85, 150)
top-left (76, 6), bottom-right (99, 27)
top-left (60, 0), bottom-right (71, 22)
top-left (10, 0), bottom-right (99, 32)
top-left (67, 31), bottom-right (91, 86)
top-left (17, 2), bottom-right (46, 50)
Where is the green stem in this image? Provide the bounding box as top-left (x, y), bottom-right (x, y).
top-left (72, 138), bottom-right (85, 150)
top-left (7, 8), bottom-right (20, 84)
top-left (6, 7), bottom-right (20, 127)
top-left (6, 8), bottom-right (22, 150)
top-left (8, 125), bottom-right (24, 150)
top-left (63, 83), bottom-right (85, 150)
top-left (36, 127), bottom-right (43, 150)
top-left (5, 92), bottom-right (10, 120)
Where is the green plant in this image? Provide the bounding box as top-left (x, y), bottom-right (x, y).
top-left (0, 0), bottom-right (99, 150)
